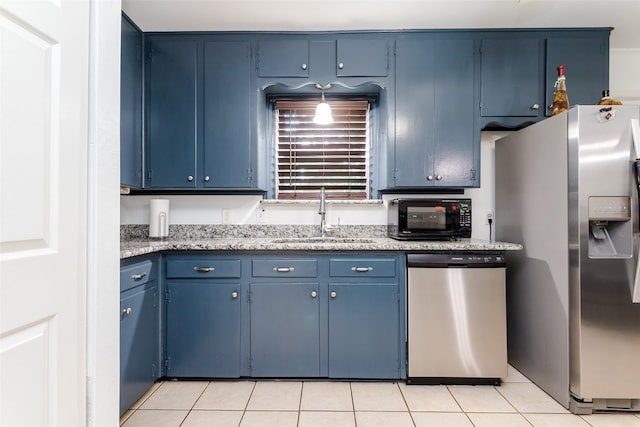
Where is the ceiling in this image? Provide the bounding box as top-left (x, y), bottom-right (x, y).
top-left (122, 0), bottom-right (639, 48)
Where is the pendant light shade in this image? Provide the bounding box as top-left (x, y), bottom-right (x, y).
top-left (313, 84), bottom-right (333, 124)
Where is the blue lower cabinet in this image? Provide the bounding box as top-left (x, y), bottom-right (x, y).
top-left (165, 281), bottom-right (241, 377)
top-left (249, 282), bottom-right (321, 377)
top-left (120, 282), bottom-right (158, 415)
top-left (328, 283), bottom-right (400, 379)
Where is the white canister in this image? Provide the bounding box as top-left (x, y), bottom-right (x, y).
top-left (149, 199), bottom-right (170, 238)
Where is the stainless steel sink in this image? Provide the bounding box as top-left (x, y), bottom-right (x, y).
top-left (271, 237), bottom-right (376, 244)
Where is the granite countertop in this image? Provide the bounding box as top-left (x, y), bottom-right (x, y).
top-left (120, 236), bottom-right (522, 259)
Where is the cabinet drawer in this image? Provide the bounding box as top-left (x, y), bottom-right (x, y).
top-left (252, 259), bottom-right (317, 278)
top-left (120, 260), bottom-right (156, 292)
top-left (166, 259), bottom-right (241, 279)
top-left (329, 258), bottom-right (396, 277)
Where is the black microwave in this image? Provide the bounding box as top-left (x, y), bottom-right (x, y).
top-left (387, 198), bottom-right (472, 240)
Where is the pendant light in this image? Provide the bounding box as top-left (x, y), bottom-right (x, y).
top-left (313, 83), bottom-right (333, 124)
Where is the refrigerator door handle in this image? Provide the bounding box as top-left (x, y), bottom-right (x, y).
top-left (631, 119), bottom-right (640, 303)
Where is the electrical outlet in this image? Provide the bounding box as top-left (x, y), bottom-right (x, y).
top-left (222, 209), bottom-right (231, 224)
top-left (256, 207), bottom-right (266, 224)
top-left (485, 211), bottom-right (494, 225)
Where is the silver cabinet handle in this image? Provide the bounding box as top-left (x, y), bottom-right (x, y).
top-left (194, 267), bottom-right (215, 273)
top-left (204, 175), bottom-right (210, 182)
top-left (330, 291), bottom-right (337, 298)
top-left (131, 272), bottom-right (147, 280)
top-left (351, 266), bottom-right (373, 272)
top-left (532, 103), bottom-right (540, 110)
top-left (187, 175), bottom-right (194, 182)
top-left (231, 291), bottom-right (238, 299)
top-left (311, 290), bottom-right (317, 298)
top-left (435, 175), bottom-right (443, 181)
top-left (427, 175), bottom-right (434, 181)
top-left (301, 63), bottom-right (307, 70)
top-left (122, 307), bottom-right (132, 316)
top-left (273, 267), bottom-right (294, 273)
top-left (338, 62), bottom-right (344, 69)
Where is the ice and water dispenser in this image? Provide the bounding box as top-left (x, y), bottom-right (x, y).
top-left (588, 196), bottom-right (632, 258)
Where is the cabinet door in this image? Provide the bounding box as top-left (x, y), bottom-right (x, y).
top-left (546, 37), bottom-right (608, 115)
top-left (480, 38), bottom-right (541, 117)
top-left (394, 39), bottom-right (435, 187)
top-left (258, 40), bottom-right (309, 77)
top-left (328, 283), bottom-right (399, 378)
top-left (203, 41), bottom-right (254, 188)
top-left (249, 282), bottom-right (321, 377)
top-left (146, 39), bottom-right (197, 188)
top-left (120, 283), bottom-right (158, 415)
top-left (120, 15), bottom-right (143, 188)
top-left (433, 39), bottom-right (478, 187)
top-left (165, 282), bottom-right (241, 377)
top-left (336, 39), bottom-right (388, 77)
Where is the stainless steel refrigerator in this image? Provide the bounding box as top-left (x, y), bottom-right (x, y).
top-left (495, 105), bottom-right (640, 414)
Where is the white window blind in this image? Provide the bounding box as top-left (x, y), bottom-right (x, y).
top-left (275, 99), bottom-right (370, 200)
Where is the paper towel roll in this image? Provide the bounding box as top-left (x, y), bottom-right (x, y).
top-left (149, 199), bottom-right (170, 238)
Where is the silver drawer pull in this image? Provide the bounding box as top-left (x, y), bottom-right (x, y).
top-left (273, 267), bottom-right (295, 273)
top-left (311, 290), bottom-right (317, 298)
top-left (194, 267), bottom-right (215, 273)
top-left (131, 272), bottom-right (147, 280)
top-left (330, 291), bottom-right (337, 298)
top-left (351, 266), bottom-right (373, 272)
top-left (122, 307), bottom-right (132, 315)
top-left (231, 291), bottom-right (238, 299)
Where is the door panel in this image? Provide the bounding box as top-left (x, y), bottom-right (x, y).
top-left (146, 38), bottom-right (197, 187)
top-left (1, 1), bottom-right (89, 425)
top-left (249, 282), bottom-right (321, 377)
top-left (203, 41), bottom-right (253, 188)
top-left (394, 39), bottom-right (435, 187)
top-left (481, 38), bottom-right (540, 117)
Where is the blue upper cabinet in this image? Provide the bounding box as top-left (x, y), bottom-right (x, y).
top-left (128, 27), bottom-right (609, 192)
top-left (145, 36), bottom-right (257, 189)
top-left (480, 30), bottom-right (610, 128)
top-left (120, 14), bottom-right (143, 188)
top-left (257, 40), bottom-right (309, 77)
top-left (336, 39), bottom-right (388, 77)
top-left (203, 41), bottom-right (254, 188)
top-left (393, 37), bottom-right (478, 188)
top-left (545, 37), bottom-right (608, 114)
top-left (480, 38), bottom-right (541, 118)
top-left (146, 37), bottom-right (198, 188)
top-left (394, 39), bottom-right (435, 188)
top-left (257, 37), bottom-right (389, 80)
top-left (433, 39), bottom-right (478, 187)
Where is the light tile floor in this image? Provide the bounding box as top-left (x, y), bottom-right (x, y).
top-left (120, 366), bottom-right (640, 427)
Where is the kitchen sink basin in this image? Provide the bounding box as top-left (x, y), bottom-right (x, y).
top-left (271, 237), bottom-right (376, 244)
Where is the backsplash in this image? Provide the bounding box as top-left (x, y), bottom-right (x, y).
top-left (121, 224), bottom-right (388, 241)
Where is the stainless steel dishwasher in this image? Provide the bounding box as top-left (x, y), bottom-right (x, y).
top-left (406, 253), bottom-right (507, 385)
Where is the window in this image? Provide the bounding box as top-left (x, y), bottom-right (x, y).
top-left (274, 99), bottom-right (370, 200)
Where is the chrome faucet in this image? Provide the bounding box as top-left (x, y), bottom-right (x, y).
top-left (319, 187), bottom-right (330, 237)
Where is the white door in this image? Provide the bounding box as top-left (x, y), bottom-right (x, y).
top-left (1, 1), bottom-right (89, 426)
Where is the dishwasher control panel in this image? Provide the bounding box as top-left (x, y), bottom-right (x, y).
top-left (407, 253), bottom-right (506, 268)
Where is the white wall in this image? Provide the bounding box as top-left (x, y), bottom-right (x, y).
top-left (121, 132), bottom-right (509, 240)
top-left (610, 48), bottom-right (640, 102)
top-left (121, 50), bottom-right (640, 241)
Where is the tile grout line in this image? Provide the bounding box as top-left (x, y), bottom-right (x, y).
top-left (395, 381), bottom-right (418, 427)
top-left (238, 380), bottom-right (257, 426)
top-left (177, 380), bottom-right (211, 427)
top-left (297, 381), bottom-right (304, 427)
